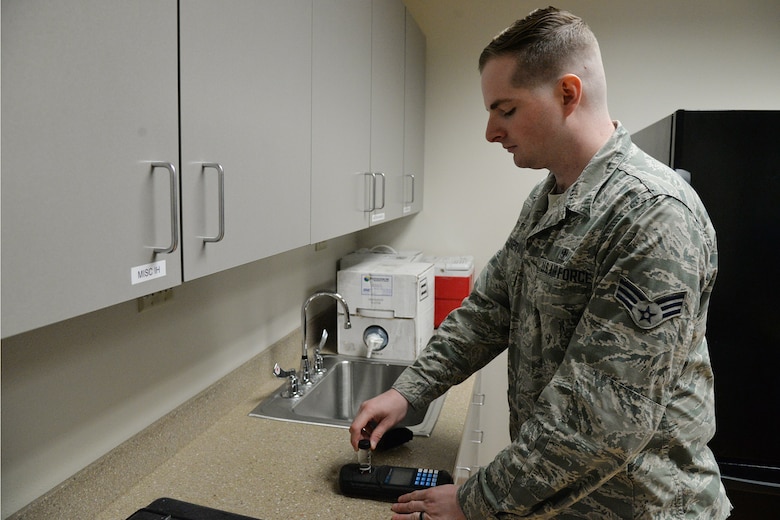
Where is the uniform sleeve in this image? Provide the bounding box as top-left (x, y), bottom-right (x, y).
top-left (457, 195), bottom-right (716, 518)
top-left (392, 246), bottom-right (514, 410)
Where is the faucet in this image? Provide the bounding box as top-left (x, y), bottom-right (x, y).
top-left (300, 291), bottom-right (351, 385)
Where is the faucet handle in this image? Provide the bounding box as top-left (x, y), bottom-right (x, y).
top-left (313, 330), bottom-right (329, 374)
top-left (273, 363), bottom-right (295, 378)
top-left (316, 329), bottom-right (329, 355)
top-left (273, 363), bottom-right (301, 397)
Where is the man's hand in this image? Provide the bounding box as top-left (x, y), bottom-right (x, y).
top-left (349, 388), bottom-right (410, 450)
top-left (391, 484), bottom-right (466, 520)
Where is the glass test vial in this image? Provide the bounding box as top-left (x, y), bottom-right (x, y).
top-left (358, 439), bottom-right (372, 473)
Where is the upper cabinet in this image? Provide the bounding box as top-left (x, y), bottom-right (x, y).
top-left (311, 0), bottom-right (372, 243)
top-left (311, 0), bottom-right (426, 243)
top-left (2, 0), bottom-right (181, 338)
top-left (370, 0), bottom-right (407, 225)
top-left (179, 0), bottom-right (312, 281)
top-left (404, 11), bottom-right (427, 216)
top-left (1, 0), bottom-right (425, 338)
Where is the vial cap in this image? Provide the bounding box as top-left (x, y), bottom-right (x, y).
top-left (358, 439), bottom-right (371, 450)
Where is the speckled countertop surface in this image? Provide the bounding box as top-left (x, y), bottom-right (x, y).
top-left (12, 330), bottom-right (473, 520)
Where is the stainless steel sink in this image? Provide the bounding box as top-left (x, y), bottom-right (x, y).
top-left (249, 354), bottom-right (446, 436)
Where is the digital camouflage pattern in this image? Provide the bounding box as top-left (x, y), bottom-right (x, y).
top-left (393, 124), bottom-right (732, 519)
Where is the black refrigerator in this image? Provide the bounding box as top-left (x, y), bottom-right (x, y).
top-left (633, 110), bottom-right (780, 518)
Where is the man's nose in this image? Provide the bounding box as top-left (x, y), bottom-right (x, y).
top-left (485, 116), bottom-right (503, 143)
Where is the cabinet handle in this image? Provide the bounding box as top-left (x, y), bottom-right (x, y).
top-left (454, 466), bottom-right (473, 485)
top-left (200, 163), bottom-right (225, 243)
top-left (405, 174), bottom-right (415, 204)
top-left (150, 162), bottom-right (179, 254)
top-left (374, 172), bottom-right (386, 210)
top-left (363, 172), bottom-right (376, 212)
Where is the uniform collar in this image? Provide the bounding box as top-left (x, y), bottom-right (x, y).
top-left (535, 122), bottom-right (631, 220)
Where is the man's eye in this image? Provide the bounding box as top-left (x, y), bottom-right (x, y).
top-left (503, 108), bottom-right (516, 117)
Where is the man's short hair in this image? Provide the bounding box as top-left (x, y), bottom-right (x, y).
top-left (479, 6), bottom-right (598, 88)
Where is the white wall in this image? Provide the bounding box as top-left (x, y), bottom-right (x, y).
top-left (3, 0), bottom-right (779, 516)
top-left (372, 0), bottom-right (780, 274)
top-left (1, 237), bottom-right (361, 517)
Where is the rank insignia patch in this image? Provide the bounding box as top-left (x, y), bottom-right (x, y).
top-left (615, 277), bottom-right (686, 329)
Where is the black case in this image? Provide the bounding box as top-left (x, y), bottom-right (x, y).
top-left (125, 497), bottom-right (261, 520)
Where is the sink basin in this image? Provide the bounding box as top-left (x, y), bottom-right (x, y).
top-left (249, 354), bottom-right (446, 436)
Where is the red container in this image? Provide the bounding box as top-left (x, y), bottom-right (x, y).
top-left (424, 256), bottom-right (475, 328)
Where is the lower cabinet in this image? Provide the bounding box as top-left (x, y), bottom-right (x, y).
top-left (454, 352), bottom-right (510, 484)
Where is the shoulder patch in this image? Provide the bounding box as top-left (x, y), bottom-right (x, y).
top-left (615, 276), bottom-right (686, 329)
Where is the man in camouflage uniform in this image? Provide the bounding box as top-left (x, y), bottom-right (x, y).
top-left (350, 7), bottom-right (732, 519)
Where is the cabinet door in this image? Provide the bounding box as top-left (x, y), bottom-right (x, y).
top-left (369, 0), bottom-right (406, 226)
top-left (311, 0), bottom-right (372, 243)
top-left (179, 0), bottom-right (312, 281)
top-left (403, 11), bottom-right (426, 216)
top-left (454, 353), bottom-right (510, 483)
top-left (1, 0), bottom-right (180, 338)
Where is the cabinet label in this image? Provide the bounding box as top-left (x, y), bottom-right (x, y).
top-left (131, 260), bottom-right (167, 285)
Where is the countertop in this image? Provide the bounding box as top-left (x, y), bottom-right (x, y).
top-left (11, 331), bottom-right (473, 520)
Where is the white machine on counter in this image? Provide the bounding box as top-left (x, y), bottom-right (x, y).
top-left (338, 248), bottom-right (423, 270)
top-left (337, 261), bottom-right (434, 362)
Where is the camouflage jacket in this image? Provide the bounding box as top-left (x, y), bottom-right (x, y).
top-left (393, 125), bottom-right (732, 519)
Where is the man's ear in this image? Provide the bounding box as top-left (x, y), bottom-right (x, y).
top-left (559, 74), bottom-right (582, 115)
